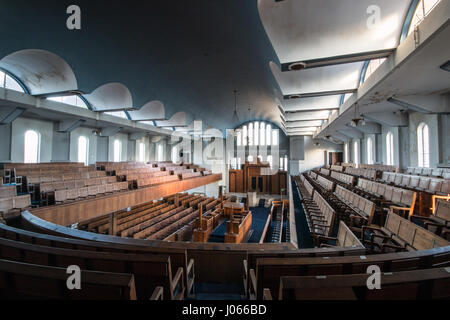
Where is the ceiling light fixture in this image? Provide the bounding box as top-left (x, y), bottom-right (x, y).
top-left (350, 103), bottom-right (366, 127)
top-left (231, 90), bottom-right (240, 124)
top-left (288, 62), bottom-right (307, 71)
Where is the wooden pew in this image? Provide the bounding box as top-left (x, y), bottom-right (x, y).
top-left (363, 212), bottom-right (449, 253)
top-left (0, 259), bottom-right (137, 300)
top-left (411, 200), bottom-right (450, 240)
top-left (0, 222), bottom-right (195, 297)
top-left (316, 221), bottom-right (365, 249)
top-left (251, 246), bottom-right (450, 300)
top-left (0, 237), bottom-right (184, 300)
top-left (278, 267), bottom-right (450, 300)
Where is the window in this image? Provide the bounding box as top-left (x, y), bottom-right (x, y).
top-left (272, 129), bottom-right (279, 146)
top-left (266, 124), bottom-right (272, 145)
top-left (248, 155), bottom-right (254, 163)
top-left (254, 122), bottom-right (259, 146)
top-left (237, 157), bottom-right (241, 169)
top-left (114, 140), bottom-right (122, 162)
top-left (280, 157), bottom-right (284, 171)
top-left (354, 141), bottom-right (359, 167)
top-left (267, 155), bottom-right (273, 169)
top-left (257, 155), bottom-right (263, 163)
top-left (171, 146), bottom-right (177, 163)
top-left (139, 142), bottom-right (146, 162)
top-left (47, 95), bottom-right (88, 109)
top-left (231, 157), bottom-right (237, 169)
top-left (0, 70), bottom-right (25, 93)
top-left (24, 130), bottom-right (40, 163)
top-left (386, 132), bottom-right (394, 165)
top-left (344, 143), bottom-right (349, 163)
top-left (408, 0), bottom-right (441, 36)
top-left (243, 126), bottom-right (248, 146)
top-left (363, 58), bottom-right (387, 83)
top-left (260, 124), bottom-right (266, 146)
top-left (78, 136), bottom-right (89, 165)
top-left (367, 137), bottom-right (374, 165)
top-left (284, 156), bottom-right (288, 172)
top-left (417, 123), bottom-right (430, 168)
top-left (248, 123), bottom-right (254, 146)
top-left (236, 130), bottom-right (242, 147)
top-left (157, 144), bottom-right (164, 162)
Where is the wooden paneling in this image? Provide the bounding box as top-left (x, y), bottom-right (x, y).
top-left (30, 174), bottom-right (222, 226)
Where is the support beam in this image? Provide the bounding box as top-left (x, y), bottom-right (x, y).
top-left (388, 95), bottom-right (450, 114)
top-left (129, 132), bottom-right (147, 141)
top-left (349, 122), bottom-right (382, 134)
top-left (364, 111), bottom-right (409, 127)
top-left (100, 126), bottom-right (122, 137)
top-left (0, 107), bottom-right (26, 125)
top-left (58, 119), bottom-right (86, 133)
top-left (337, 128), bottom-right (364, 140)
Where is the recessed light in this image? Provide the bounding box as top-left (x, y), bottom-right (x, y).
top-left (288, 62), bottom-right (307, 71)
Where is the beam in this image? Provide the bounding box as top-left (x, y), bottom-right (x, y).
top-left (58, 119), bottom-right (86, 133)
top-left (284, 89), bottom-right (355, 100)
top-left (100, 126), bottom-right (122, 137)
top-left (388, 95), bottom-right (450, 114)
top-left (364, 111), bottom-right (409, 127)
top-left (29, 174), bottom-right (222, 226)
top-left (0, 107), bottom-right (26, 124)
top-left (281, 49), bottom-right (394, 71)
top-left (337, 128), bottom-right (364, 140)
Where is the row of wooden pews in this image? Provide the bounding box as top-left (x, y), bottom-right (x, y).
top-left (0, 185), bottom-right (31, 217)
top-left (406, 167), bottom-right (450, 179)
top-left (0, 222), bottom-right (188, 300)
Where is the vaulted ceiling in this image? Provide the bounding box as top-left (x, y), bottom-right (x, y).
top-left (0, 0), bottom-right (284, 132)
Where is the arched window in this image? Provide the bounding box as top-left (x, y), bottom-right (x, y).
top-left (171, 146), bottom-right (178, 163)
top-left (367, 137), bottom-right (374, 165)
top-left (157, 144), bottom-right (164, 162)
top-left (113, 140), bottom-right (122, 162)
top-left (47, 95), bottom-right (88, 109)
top-left (267, 155), bottom-right (273, 169)
top-left (243, 125), bottom-right (248, 146)
top-left (236, 130), bottom-right (242, 147)
top-left (139, 142), bottom-right (146, 162)
top-left (24, 130), bottom-right (40, 163)
top-left (417, 123), bottom-right (430, 168)
top-left (284, 155), bottom-right (288, 172)
top-left (354, 141), bottom-right (359, 167)
top-left (0, 70), bottom-right (25, 93)
top-left (78, 136), bottom-right (89, 165)
top-left (363, 58), bottom-right (387, 83)
top-left (272, 129), bottom-right (279, 146)
top-left (386, 132), bottom-right (394, 165)
top-left (260, 124), bottom-right (266, 146)
top-left (248, 155), bottom-right (254, 163)
top-left (408, 0), bottom-right (441, 36)
top-left (248, 123), bottom-right (254, 146)
top-left (344, 143), bottom-right (349, 163)
top-left (266, 124), bottom-right (272, 145)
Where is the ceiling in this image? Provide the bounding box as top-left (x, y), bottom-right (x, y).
top-left (0, 0), bottom-right (284, 131)
top-left (258, 0), bottom-right (416, 136)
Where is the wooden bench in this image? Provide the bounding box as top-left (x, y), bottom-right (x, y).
top-left (0, 237), bottom-right (184, 300)
top-left (302, 191), bottom-right (336, 243)
top-left (0, 222), bottom-right (195, 297)
top-left (316, 221), bottom-right (365, 249)
top-left (251, 246), bottom-right (450, 300)
top-left (411, 200), bottom-right (450, 240)
top-left (363, 212), bottom-right (450, 253)
top-left (278, 267), bottom-right (450, 300)
top-left (330, 171), bottom-right (356, 186)
top-left (0, 258), bottom-right (137, 300)
top-left (334, 185), bottom-right (376, 224)
top-left (344, 167), bottom-right (377, 180)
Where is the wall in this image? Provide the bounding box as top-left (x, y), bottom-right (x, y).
top-left (69, 127), bottom-right (98, 165)
top-left (10, 117), bottom-right (53, 163)
top-left (290, 136), bottom-right (343, 175)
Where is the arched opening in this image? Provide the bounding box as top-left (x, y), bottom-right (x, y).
top-left (417, 123), bottom-right (430, 168)
top-left (367, 137), bottom-right (374, 165)
top-left (0, 70), bottom-right (25, 93)
top-left (353, 141), bottom-right (359, 167)
top-left (139, 142), bottom-right (146, 162)
top-left (24, 130), bottom-right (40, 163)
top-left (386, 132), bottom-right (394, 165)
top-left (114, 140), bottom-right (122, 163)
top-left (78, 136), bottom-right (89, 165)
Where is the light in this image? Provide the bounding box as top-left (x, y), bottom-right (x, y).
top-left (350, 120), bottom-right (357, 127)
